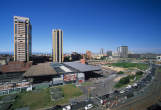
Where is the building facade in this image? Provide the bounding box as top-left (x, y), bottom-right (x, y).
top-left (106, 50), bottom-right (112, 57)
top-left (100, 48), bottom-right (104, 55)
top-left (117, 46), bottom-right (128, 58)
top-left (52, 29), bottom-right (63, 62)
top-left (157, 56), bottom-right (161, 62)
top-left (86, 50), bottom-right (92, 60)
top-left (14, 16), bottom-right (32, 61)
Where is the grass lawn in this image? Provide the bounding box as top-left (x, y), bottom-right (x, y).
top-left (52, 84), bottom-right (83, 105)
top-left (109, 62), bottom-right (149, 70)
top-left (12, 89), bottom-right (51, 110)
top-left (81, 82), bottom-right (92, 86)
top-left (12, 84), bottom-right (83, 110)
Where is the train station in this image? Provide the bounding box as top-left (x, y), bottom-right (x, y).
top-left (23, 61), bottom-right (102, 85)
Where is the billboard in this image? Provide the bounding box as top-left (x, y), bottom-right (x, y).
top-left (52, 75), bottom-right (63, 85)
top-left (64, 73), bottom-right (76, 82)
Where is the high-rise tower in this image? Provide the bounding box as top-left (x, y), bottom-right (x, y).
top-left (117, 46), bottom-right (128, 58)
top-left (52, 29), bottom-right (63, 62)
top-left (14, 16), bottom-right (32, 61)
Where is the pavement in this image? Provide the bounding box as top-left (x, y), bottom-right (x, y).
top-left (79, 74), bottom-right (118, 98)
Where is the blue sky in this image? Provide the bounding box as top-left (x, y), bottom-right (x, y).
top-left (0, 0), bottom-right (161, 54)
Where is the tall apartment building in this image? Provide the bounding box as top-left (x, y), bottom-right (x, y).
top-left (14, 16), bottom-right (32, 62)
top-left (117, 46), bottom-right (128, 58)
top-left (52, 29), bottom-right (63, 62)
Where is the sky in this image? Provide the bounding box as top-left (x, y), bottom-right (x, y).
top-left (0, 0), bottom-right (161, 54)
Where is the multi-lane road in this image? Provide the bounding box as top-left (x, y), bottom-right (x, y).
top-left (110, 65), bottom-right (161, 110)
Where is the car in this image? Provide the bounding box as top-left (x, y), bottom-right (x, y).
top-left (84, 104), bottom-right (93, 110)
top-left (120, 90), bottom-right (125, 94)
top-left (62, 105), bottom-right (71, 110)
top-left (133, 83), bottom-right (137, 87)
top-left (126, 85), bottom-right (132, 89)
top-left (49, 105), bottom-right (62, 110)
top-left (114, 90), bottom-right (119, 94)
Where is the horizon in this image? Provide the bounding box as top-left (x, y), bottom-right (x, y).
top-left (0, 0), bottom-right (161, 54)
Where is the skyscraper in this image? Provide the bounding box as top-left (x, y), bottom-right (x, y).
top-left (117, 46), bottom-right (128, 58)
top-left (52, 29), bottom-right (63, 62)
top-left (100, 48), bottom-right (104, 55)
top-left (14, 16), bottom-right (32, 61)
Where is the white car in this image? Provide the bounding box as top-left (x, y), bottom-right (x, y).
top-left (62, 105), bottom-right (71, 110)
top-left (126, 85), bottom-right (132, 89)
top-left (85, 104), bottom-right (93, 110)
top-left (120, 90), bottom-right (125, 94)
top-left (133, 83), bottom-right (137, 87)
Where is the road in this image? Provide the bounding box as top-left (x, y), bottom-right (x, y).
top-left (80, 74), bottom-right (117, 98)
top-left (110, 66), bottom-right (161, 110)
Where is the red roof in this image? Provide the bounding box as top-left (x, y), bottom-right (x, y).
top-left (0, 61), bottom-right (32, 73)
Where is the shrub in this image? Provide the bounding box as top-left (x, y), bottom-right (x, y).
top-left (128, 75), bottom-right (135, 80)
top-left (136, 71), bottom-right (143, 76)
top-left (119, 76), bottom-right (130, 84)
top-left (117, 71), bottom-right (124, 74)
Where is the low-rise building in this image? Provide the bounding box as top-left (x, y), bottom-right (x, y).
top-left (24, 62), bottom-right (102, 85)
top-left (0, 80), bottom-right (32, 96)
top-left (157, 56), bottom-right (161, 61)
top-left (0, 61), bottom-right (32, 83)
top-left (0, 57), bottom-right (10, 65)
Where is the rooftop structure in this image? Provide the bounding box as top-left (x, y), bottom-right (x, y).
top-left (24, 62), bottom-right (57, 77)
top-left (0, 61), bottom-right (32, 73)
top-left (64, 62), bottom-right (101, 72)
top-left (24, 62), bottom-right (101, 77)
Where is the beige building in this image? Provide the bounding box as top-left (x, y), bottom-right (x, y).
top-left (52, 29), bottom-right (63, 62)
top-left (14, 16), bottom-right (32, 61)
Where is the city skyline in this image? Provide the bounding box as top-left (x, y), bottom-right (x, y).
top-left (0, 0), bottom-right (161, 54)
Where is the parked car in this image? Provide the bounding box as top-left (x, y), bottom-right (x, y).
top-left (62, 105), bottom-right (71, 110)
top-left (126, 85), bottom-right (132, 89)
top-left (84, 104), bottom-right (93, 110)
top-left (47, 105), bottom-right (62, 110)
top-left (120, 90), bottom-right (125, 94)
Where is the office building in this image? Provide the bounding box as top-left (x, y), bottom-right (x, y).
top-left (117, 46), bottom-right (128, 58)
top-left (52, 29), bottom-right (63, 62)
top-left (14, 16), bottom-right (32, 61)
top-left (106, 50), bottom-right (112, 56)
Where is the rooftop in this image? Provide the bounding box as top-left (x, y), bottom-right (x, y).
top-left (0, 61), bottom-right (32, 73)
top-left (24, 62), bottom-right (101, 77)
top-left (64, 61), bottom-right (101, 72)
top-left (14, 16), bottom-right (29, 21)
top-left (24, 62), bottom-right (57, 77)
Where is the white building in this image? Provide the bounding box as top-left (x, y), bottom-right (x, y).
top-left (117, 46), bottom-right (128, 58)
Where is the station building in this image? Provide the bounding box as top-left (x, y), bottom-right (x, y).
top-left (24, 61), bottom-right (102, 85)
